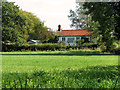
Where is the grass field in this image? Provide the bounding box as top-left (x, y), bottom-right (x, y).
top-left (2, 50), bottom-right (119, 88)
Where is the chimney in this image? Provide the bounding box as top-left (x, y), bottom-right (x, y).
top-left (58, 24), bottom-right (61, 31)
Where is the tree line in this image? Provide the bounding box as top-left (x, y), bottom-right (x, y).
top-left (2, 1), bottom-right (120, 52)
top-left (2, 2), bottom-right (58, 45)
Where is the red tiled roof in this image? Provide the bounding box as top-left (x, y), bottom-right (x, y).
top-left (58, 30), bottom-right (91, 36)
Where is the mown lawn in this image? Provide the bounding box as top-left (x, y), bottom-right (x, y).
top-left (2, 50), bottom-right (119, 88)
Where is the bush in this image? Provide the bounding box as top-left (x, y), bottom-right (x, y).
top-left (110, 46), bottom-right (120, 55)
top-left (76, 39), bottom-right (85, 45)
top-left (100, 44), bottom-right (107, 52)
top-left (2, 43), bottom-right (99, 52)
top-left (2, 43), bottom-right (67, 52)
top-left (58, 41), bottom-right (66, 45)
top-left (82, 43), bottom-right (98, 50)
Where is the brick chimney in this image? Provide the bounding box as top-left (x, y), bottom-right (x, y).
top-left (58, 24), bottom-right (61, 31)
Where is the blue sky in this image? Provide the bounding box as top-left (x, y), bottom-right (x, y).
top-left (7, 0), bottom-right (76, 31)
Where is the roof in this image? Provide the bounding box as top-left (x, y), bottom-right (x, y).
top-left (58, 30), bottom-right (91, 36)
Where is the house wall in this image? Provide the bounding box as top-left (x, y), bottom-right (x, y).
top-left (59, 36), bottom-right (90, 45)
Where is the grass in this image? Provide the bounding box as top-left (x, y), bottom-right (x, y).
top-left (2, 50), bottom-right (119, 88)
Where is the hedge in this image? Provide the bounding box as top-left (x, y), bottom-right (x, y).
top-left (2, 43), bottom-right (99, 52)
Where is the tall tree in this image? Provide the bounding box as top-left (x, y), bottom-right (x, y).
top-left (19, 10), bottom-right (55, 43)
top-left (19, 10), bottom-right (40, 41)
top-left (2, 2), bottom-right (26, 45)
top-left (68, 2), bottom-right (91, 29)
top-left (112, 2), bottom-right (120, 40)
top-left (83, 2), bottom-right (120, 51)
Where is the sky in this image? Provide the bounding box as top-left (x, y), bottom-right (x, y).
top-left (7, 0), bottom-right (76, 31)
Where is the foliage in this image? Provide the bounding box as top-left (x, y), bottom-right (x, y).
top-left (88, 21), bottom-right (101, 43)
top-left (112, 2), bottom-right (120, 40)
top-left (83, 2), bottom-right (120, 51)
top-left (69, 2), bottom-right (120, 52)
top-left (47, 36), bottom-right (59, 43)
top-left (2, 2), bottom-right (56, 45)
top-left (110, 46), bottom-right (120, 55)
top-left (2, 43), bottom-right (66, 52)
top-left (58, 41), bottom-right (66, 45)
top-left (2, 2), bottom-right (25, 45)
top-left (40, 30), bottom-right (57, 43)
top-left (2, 43), bottom-right (101, 52)
top-left (100, 43), bottom-right (107, 52)
top-left (68, 3), bottom-right (91, 29)
top-left (17, 10), bottom-right (52, 42)
top-left (76, 39), bottom-right (85, 45)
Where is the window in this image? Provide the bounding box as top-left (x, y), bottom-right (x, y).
top-left (68, 38), bottom-right (74, 43)
top-left (62, 37), bottom-right (65, 41)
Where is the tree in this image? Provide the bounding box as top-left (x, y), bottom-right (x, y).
top-left (2, 2), bottom-right (26, 45)
top-left (83, 2), bottom-right (120, 51)
top-left (19, 10), bottom-right (53, 43)
top-left (19, 10), bottom-right (43, 41)
top-left (111, 2), bottom-right (120, 40)
top-left (2, 2), bottom-right (57, 45)
top-left (68, 2), bottom-right (91, 29)
top-left (0, 2), bottom-right (2, 42)
top-left (88, 21), bottom-right (101, 44)
top-left (47, 31), bottom-right (58, 43)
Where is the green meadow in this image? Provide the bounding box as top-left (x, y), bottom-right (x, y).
top-left (2, 50), bottom-right (119, 88)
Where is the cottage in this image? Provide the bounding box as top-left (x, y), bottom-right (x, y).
top-left (57, 25), bottom-right (91, 45)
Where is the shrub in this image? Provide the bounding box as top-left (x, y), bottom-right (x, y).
top-left (100, 43), bottom-right (107, 52)
top-left (81, 43), bottom-right (98, 50)
top-left (110, 46), bottom-right (120, 55)
top-left (2, 43), bottom-right (99, 52)
top-left (2, 43), bottom-right (67, 52)
top-left (76, 39), bottom-right (85, 45)
top-left (58, 41), bottom-right (66, 45)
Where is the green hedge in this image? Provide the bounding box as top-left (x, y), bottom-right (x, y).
top-left (2, 44), bottom-right (66, 52)
top-left (2, 43), bottom-right (99, 52)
